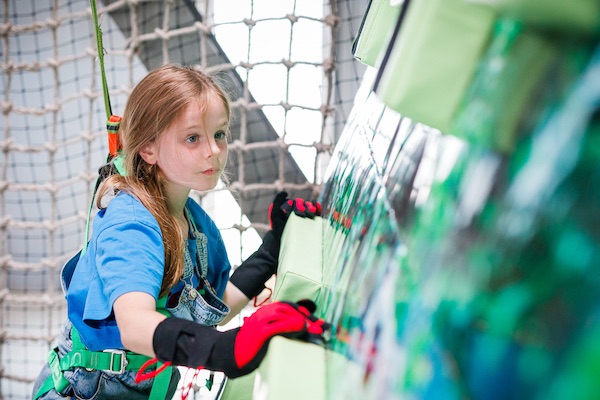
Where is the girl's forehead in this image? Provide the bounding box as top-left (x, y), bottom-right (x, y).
top-left (178, 103), bottom-right (206, 128)
top-left (163, 97), bottom-right (228, 133)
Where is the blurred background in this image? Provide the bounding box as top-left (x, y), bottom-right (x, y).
top-left (2, 0), bottom-right (600, 399)
top-left (1, 0), bottom-right (365, 397)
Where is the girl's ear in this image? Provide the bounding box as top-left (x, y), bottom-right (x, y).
top-left (139, 142), bottom-right (158, 165)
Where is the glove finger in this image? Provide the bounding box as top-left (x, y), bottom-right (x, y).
top-left (272, 191), bottom-right (289, 209)
top-left (294, 198), bottom-right (308, 217)
top-left (296, 299), bottom-right (317, 314)
top-left (281, 199), bottom-right (294, 215)
top-left (269, 192), bottom-right (290, 228)
top-left (307, 319), bottom-right (330, 336)
top-left (303, 320), bottom-right (331, 345)
top-left (304, 201), bottom-right (318, 218)
top-left (281, 301), bottom-right (330, 344)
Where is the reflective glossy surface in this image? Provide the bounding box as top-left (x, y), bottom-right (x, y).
top-left (318, 34), bottom-right (600, 400)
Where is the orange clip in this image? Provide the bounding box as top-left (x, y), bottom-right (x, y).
top-left (107, 115), bottom-right (122, 157)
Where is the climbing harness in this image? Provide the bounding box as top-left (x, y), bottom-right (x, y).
top-left (34, 299), bottom-right (173, 400)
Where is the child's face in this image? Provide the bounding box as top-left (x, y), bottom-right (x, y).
top-left (148, 96), bottom-right (229, 197)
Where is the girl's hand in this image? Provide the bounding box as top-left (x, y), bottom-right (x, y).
top-left (229, 192), bottom-right (322, 302)
top-left (152, 300), bottom-right (330, 378)
top-left (268, 191), bottom-right (322, 239)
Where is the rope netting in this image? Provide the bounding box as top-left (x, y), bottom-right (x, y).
top-left (0, 0), bottom-right (368, 397)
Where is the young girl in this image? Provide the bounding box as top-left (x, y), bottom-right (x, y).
top-left (32, 64), bottom-right (326, 399)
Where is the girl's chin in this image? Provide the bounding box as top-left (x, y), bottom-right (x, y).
top-left (191, 180), bottom-right (220, 192)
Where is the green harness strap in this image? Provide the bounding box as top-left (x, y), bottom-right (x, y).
top-left (148, 296), bottom-right (174, 400)
top-left (34, 298), bottom-right (174, 400)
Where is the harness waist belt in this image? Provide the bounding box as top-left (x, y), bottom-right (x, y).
top-left (59, 347), bottom-right (151, 374)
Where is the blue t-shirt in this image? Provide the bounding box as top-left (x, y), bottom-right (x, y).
top-left (65, 193), bottom-right (231, 351)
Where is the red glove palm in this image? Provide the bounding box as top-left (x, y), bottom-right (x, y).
top-left (234, 300), bottom-right (329, 369)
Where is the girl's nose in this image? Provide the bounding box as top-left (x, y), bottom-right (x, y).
top-left (205, 137), bottom-right (221, 157)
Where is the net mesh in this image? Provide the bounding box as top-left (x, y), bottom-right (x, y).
top-left (0, 0), bottom-right (367, 397)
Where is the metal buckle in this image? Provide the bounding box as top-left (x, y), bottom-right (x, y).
top-left (102, 349), bottom-right (128, 374)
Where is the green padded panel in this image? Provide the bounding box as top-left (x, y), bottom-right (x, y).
top-left (254, 337), bottom-right (326, 400)
top-left (324, 350), bottom-right (364, 399)
top-left (221, 216), bottom-right (359, 400)
top-left (223, 216), bottom-right (327, 399)
top-left (353, 0), bottom-right (402, 67)
top-left (376, 0), bottom-right (495, 134)
top-left (473, 0), bottom-right (600, 34)
top-left (220, 371), bottom-right (256, 400)
top-left (274, 214), bottom-right (324, 303)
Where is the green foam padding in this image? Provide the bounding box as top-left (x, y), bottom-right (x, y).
top-left (254, 336), bottom-right (326, 400)
top-left (324, 350), bottom-right (364, 399)
top-left (221, 216), bottom-right (360, 399)
top-left (220, 370), bottom-right (256, 400)
top-left (376, 0), bottom-right (496, 134)
top-left (273, 214), bottom-right (324, 303)
top-left (353, 0), bottom-right (402, 67)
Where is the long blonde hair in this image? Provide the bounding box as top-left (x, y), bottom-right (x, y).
top-left (97, 64), bottom-right (231, 297)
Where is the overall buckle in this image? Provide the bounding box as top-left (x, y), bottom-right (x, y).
top-left (102, 349), bottom-right (128, 374)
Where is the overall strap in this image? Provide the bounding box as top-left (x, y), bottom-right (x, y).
top-left (185, 206), bottom-right (209, 279)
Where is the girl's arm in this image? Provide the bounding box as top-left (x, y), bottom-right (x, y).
top-left (113, 291), bottom-right (167, 357)
top-left (221, 281), bottom-right (250, 325)
top-left (113, 285), bottom-right (329, 380)
top-left (152, 299), bottom-right (328, 379)
top-left (225, 192), bottom-right (321, 321)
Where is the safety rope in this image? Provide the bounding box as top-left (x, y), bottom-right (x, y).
top-left (82, 0), bottom-right (123, 253)
top-left (90, 0), bottom-right (112, 119)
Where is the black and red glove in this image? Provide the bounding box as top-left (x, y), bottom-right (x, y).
top-left (229, 192), bottom-right (322, 299)
top-left (268, 191), bottom-right (322, 239)
top-left (152, 300), bottom-right (330, 379)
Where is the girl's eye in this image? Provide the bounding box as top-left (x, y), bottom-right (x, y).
top-left (186, 135), bottom-right (199, 143)
top-left (214, 130), bottom-right (226, 140)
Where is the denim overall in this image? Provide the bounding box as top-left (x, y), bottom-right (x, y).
top-left (32, 207), bottom-right (230, 399)
top-left (165, 207), bottom-right (230, 325)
